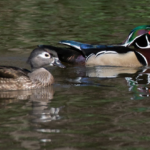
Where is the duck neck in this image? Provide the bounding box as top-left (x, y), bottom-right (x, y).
top-left (31, 67), bottom-right (41, 71)
top-left (29, 68), bottom-right (54, 86)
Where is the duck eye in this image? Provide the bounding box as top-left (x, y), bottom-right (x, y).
top-left (45, 53), bottom-right (49, 57)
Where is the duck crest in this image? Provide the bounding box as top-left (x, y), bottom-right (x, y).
top-left (122, 25), bottom-right (150, 47)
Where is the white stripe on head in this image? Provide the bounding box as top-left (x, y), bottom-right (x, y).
top-left (122, 32), bottom-right (145, 47)
top-left (135, 35), bottom-right (150, 49)
top-left (122, 32), bottom-right (133, 47)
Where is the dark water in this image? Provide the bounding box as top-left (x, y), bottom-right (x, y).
top-left (0, 0), bottom-right (150, 150)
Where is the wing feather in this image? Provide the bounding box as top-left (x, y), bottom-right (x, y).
top-left (0, 66), bottom-right (30, 79)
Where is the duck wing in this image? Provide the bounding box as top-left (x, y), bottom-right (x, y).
top-left (59, 40), bottom-right (127, 57)
top-left (79, 46), bottom-right (135, 57)
top-left (59, 40), bottom-right (108, 50)
top-left (0, 66), bottom-right (30, 78)
top-left (59, 40), bottom-right (134, 56)
top-left (59, 41), bottom-right (148, 66)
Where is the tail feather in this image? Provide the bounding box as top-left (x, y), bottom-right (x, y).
top-left (59, 40), bottom-right (110, 50)
top-left (59, 40), bottom-right (82, 50)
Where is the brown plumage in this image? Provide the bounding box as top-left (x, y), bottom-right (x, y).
top-left (0, 48), bottom-right (65, 91)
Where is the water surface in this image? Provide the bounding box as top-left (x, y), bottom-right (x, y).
top-left (0, 0), bottom-right (150, 150)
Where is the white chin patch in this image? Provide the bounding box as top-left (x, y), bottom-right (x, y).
top-left (50, 58), bottom-right (55, 66)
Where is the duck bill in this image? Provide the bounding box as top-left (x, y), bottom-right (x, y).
top-left (52, 58), bottom-right (65, 68)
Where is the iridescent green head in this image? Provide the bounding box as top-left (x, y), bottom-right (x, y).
top-left (122, 25), bottom-right (150, 47)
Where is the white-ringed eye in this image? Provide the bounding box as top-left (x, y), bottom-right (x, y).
top-left (45, 53), bottom-right (49, 57)
top-left (38, 52), bottom-right (51, 58)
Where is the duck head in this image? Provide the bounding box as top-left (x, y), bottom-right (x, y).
top-left (27, 48), bottom-right (65, 69)
top-left (119, 25), bottom-right (150, 67)
top-left (122, 25), bottom-right (150, 48)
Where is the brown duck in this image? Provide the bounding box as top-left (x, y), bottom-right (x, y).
top-left (0, 47), bottom-right (65, 90)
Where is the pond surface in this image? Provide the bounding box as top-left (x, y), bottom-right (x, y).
top-left (0, 0), bottom-right (150, 150)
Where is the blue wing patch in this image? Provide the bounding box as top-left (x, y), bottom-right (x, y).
top-left (60, 40), bottom-right (113, 50)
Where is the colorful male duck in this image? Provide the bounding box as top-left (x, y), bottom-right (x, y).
top-left (39, 25), bottom-right (150, 67)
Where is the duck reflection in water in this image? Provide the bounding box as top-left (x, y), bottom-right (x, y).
top-left (0, 86), bottom-right (61, 123)
top-left (64, 66), bottom-right (150, 100)
top-left (30, 87), bottom-right (61, 123)
top-left (0, 86), bottom-right (62, 149)
top-left (125, 68), bottom-right (150, 100)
